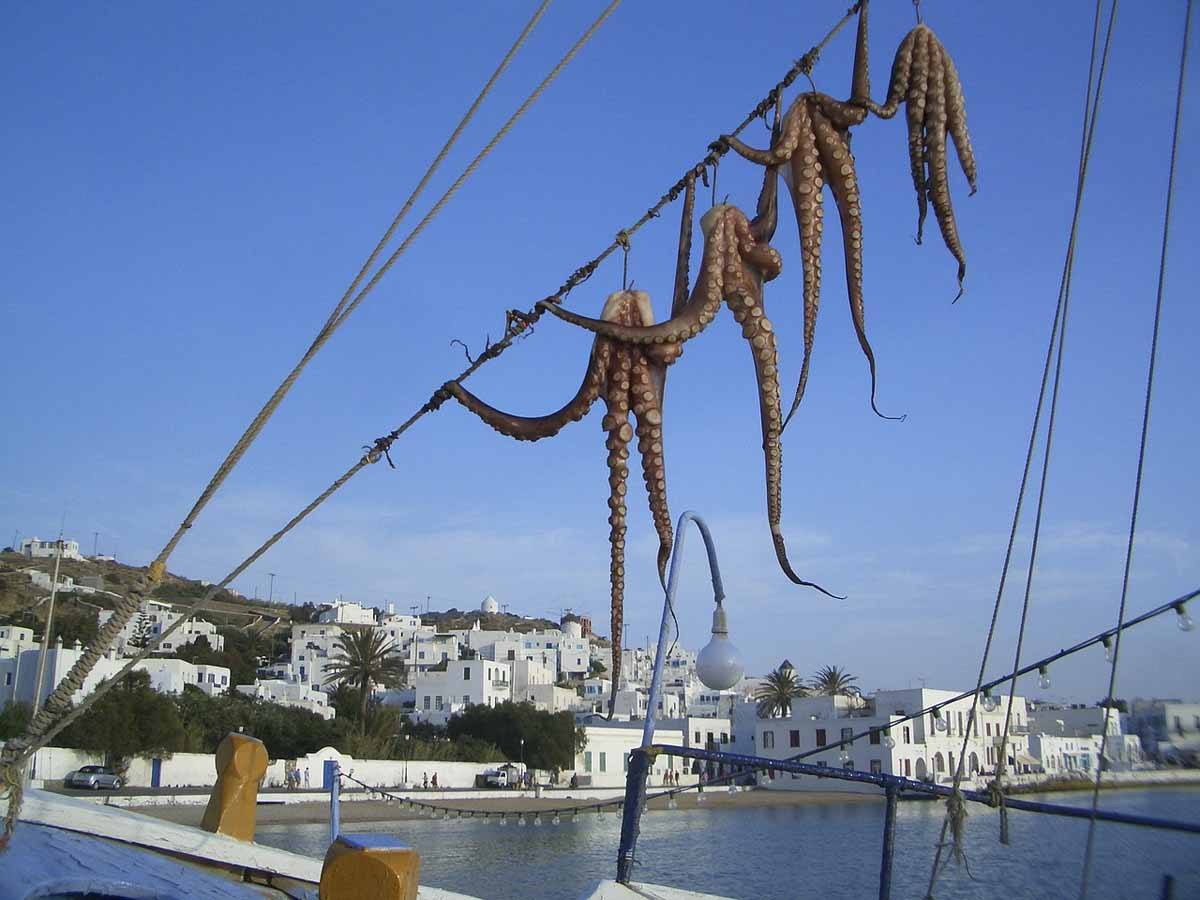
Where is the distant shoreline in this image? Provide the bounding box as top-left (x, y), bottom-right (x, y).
top-left (130, 788), bottom-right (882, 827)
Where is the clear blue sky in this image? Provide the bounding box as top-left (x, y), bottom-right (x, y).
top-left (3, 2), bottom-right (1197, 703)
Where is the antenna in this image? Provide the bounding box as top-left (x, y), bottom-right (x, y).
top-left (268, 572), bottom-right (276, 604)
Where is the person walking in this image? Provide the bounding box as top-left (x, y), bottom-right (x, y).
top-left (431, 772), bottom-right (439, 789)
top-left (423, 773), bottom-right (429, 790)
top-left (303, 767), bottom-right (310, 789)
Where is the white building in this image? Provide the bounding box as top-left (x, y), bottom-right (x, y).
top-left (573, 721), bottom-right (687, 788)
top-left (1125, 699), bottom-right (1200, 764)
top-left (0, 641), bottom-right (229, 706)
top-left (481, 595), bottom-right (500, 614)
top-left (98, 599), bottom-right (225, 655)
top-left (237, 678), bottom-right (336, 720)
top-left (753, 689), bottom-right (1033, 793)
top-left (413, 659), bottom-right (513, 725)
top-left (0, 625), bottom-right (37, 659)
top-left (317, 599), bottom-right (378, 625)
top-left (134, 658), bottom-right (231, 696)
top-left (20, 537), bottom-right (83, 561)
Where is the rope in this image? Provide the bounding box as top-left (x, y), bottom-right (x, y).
top-left (0, 1), bottom-right (616, 838)
top-left (923, 2), bottom-right (1115, 893)
top-left (1078, 2), bottom-right (1190, 895)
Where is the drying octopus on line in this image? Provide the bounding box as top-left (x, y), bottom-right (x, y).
top-left (540, 162), bottom-right (842, 604)
top-left (720, 0), bottom-right (975, 427)
top-left (445, 283), bottom-right (681, 718)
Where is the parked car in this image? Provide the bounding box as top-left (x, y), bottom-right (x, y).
top-left (64, 765), bottom-right (123, 790)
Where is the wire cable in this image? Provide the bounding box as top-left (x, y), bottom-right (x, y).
top-left (1078, 2), bottom-right (1192, 895)
top-left (923, 4), bottom-right (1117, 892)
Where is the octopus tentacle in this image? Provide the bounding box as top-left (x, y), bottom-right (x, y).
top-left (850, 0), bottom-right (872, 106)
top-left (943, 52), bottom-right (977, 194)
top-left (672, 175), bottom-right (696, 317)
top-left (781, 97), bottom-right (824, 429)
top-left (867, 24), bottom-right (916, 119)
top-left (721, 96), bottom-right (805, 167)
top-left (906, 27), bottom-right (932, 244)
top-left (602, 366), bottom-right (633, 718)
top-left (445, 344), bottom-right (607, 441)
top-left (924, 45), bottom-right (967, 294)
top-left (810, 106), bottom-right (896, 421)
top-left (632, 385), bottom-right (672, 588)
top-left (731, 277), bottom-right (843, 600)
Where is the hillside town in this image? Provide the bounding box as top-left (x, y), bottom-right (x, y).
top-left (2, 537), bottom-right (1197, 794)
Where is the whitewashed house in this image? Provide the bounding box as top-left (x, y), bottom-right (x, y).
top-left (135, 658), bottom-right (231, 696)
top-left (20, 537), bottom-right (83, 561)
top-left (98, 599), bottom-right (225, 654)
top-left (413, 659), bottom-right (512, 725)
top-left (316, 599), bottom-right (378, 625)
top-left (0, 625), bottom-right (37, 659)
top-left (237, 678), bottom-right (336, 720)
top-left (573, 720), bottom-right (687, 788)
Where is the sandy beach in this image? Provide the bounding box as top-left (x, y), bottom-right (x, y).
top-left (131, 788), bottom-right (884, 827)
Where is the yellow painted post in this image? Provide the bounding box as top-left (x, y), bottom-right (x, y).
top-left (200, 732), bottom-right (269, 842)
top-left (320, 834), bottom-right (420, 900)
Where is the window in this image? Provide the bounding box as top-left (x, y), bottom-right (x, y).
top-left (762, 730), bottom-right (775, 749)
top-left (208, 673), bottom-right (215, 684)
top-left (721, 732), bottom-right (729, 744)
top-left (816, 729), bottom-right (827, 747)
top-left (706, 732), bottom-right (714, 746)
top-left (221, 675), bottom-right (228, 685)
top-left (841, 727), bottom-right (853, 742)
top-left (624, 752), bottom-right (630, 773)
top-left (4, 673), bottom-right (10, 686)
top-left (584, 752), bottom-right (593, 773)
top-left (463, 667), bottom-right (471, 680)
top-left (869, 728), bottom-right (881, 745)
top-left (695, 730), bottom-right (701, 743)
top-left (463, 695), bottom-right (470, 705)
top-left (870, 759), bottom-right (882, 774)
top-left (986, 722), bottom-right (992, 736)
top-left (957, 711), bottom-right (964, 735)
top-left (789, 730), bottom-right (800, 748)
top-left (904, 759), bottom-right (911, 777)
top-left (599, 752), bottom-right (607, 772)
top-left (435, 695), bottom-right (444, 711)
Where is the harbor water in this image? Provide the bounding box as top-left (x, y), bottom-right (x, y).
top-left (254, 787), bottom-right (1200, 899)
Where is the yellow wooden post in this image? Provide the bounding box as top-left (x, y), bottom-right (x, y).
top-left (200, 732), bottom-right (269, 842)
top-left (320, 834), bottom-right (420, 900)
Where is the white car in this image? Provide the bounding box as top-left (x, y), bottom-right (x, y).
top-left (64, 765), bottom-right (123, 790)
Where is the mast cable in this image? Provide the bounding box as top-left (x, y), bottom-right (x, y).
top-left (923, 1), bottom-right (1117, 893)
top-left (1078, 1), bottom-right (1191, 895)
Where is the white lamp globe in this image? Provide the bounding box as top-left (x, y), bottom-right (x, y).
top-left (696, 603), bottom-right (743, 690)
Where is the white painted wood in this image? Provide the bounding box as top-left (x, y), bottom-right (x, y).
top-left (577, 880), bottom-right (737, 900)
top-left (20, 789), bottom-right (323, 882)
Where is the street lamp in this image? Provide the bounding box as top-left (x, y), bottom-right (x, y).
top-left (640, 511), bottom-right (742, 749)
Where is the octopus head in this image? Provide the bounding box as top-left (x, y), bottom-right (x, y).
top-left (599, 289), bottom-right (655, 327)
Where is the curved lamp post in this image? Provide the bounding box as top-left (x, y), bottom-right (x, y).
top-left (640, 511), bottom-right (743, 749)
top-left (620, 511), bottom-right (742, 883)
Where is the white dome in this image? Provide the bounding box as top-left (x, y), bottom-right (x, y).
top-left (481, 595), bottom-right (499, 614)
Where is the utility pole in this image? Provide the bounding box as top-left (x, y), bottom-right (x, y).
top-left (268, 573), bottom-right (276, 604)
top-left (92, 531), bottom-right (99, 558)
top-left (32, 537), bottom-right (65, 715)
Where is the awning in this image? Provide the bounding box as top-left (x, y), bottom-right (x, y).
top-left (1015, 753), bottom-right (1040, 767)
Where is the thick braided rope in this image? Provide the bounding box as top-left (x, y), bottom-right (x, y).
top-left (1078, 2), bottom-right (1190, 896)
top-left (923, 2), bottom-right (1114, 894)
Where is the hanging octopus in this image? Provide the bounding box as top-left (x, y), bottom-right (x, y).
top-left (540, 163), bottom-right (841, 603)
top-left (719, 7), bottom-right (884, 429)
top-left (859, 7), bottom-right (978, 292)
top-left (445, 287), bottom-right (681, 716)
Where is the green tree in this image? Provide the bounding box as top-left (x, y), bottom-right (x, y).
top-left (0, 701), bottom-right (32, 740)
top-left (447, 701), bottom-right (585, 770)
top-left (127, 610), bottom-right (153, 650)
top-left (809, 664), bottom-right (860, 697)
top-left (324, 627), bottom-right (406, 723)
top-left (56, 671), bottom-right (186, 769)
top-left (755, 665), bottom-right (807, 718)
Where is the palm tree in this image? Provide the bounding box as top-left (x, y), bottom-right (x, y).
top-left (809, 664), bottom-right (860, 697)
top-left (323, 627), bottom-right (406, 723)
top-left (754, 664), bottom-right (807, 718)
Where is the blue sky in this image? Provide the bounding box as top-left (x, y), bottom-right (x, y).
top-left (3, 1), bottom-right (1197, 703)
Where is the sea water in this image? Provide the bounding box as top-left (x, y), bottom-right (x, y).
top-left (255, 788), bottom-right (1200, 899)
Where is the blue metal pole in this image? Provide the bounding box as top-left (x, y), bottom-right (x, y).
top-left (878, 783), bottom-right (899, 900)
top-left (330, 762), bottom-right (341, 843)
top-left (616, 749), bottom-right (652, 884)
top-left (640, 511), bottom-right (725, 749)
